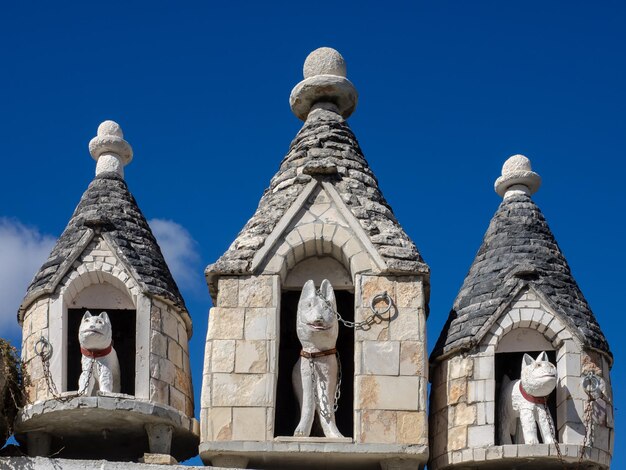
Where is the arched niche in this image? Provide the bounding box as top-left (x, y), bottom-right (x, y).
top-left (55, 271), bottom-right (138, 396)
top-left (275, 255), bottom-right (355, 439)
top-left (494, 327), bottom-right (557, 445)
top-left (283, 256), bottom-right (352, 291)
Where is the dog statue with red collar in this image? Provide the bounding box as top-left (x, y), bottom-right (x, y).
top-left (499, 351), bottom-right (557, 445)
top-left (292, 279), bottom-right (343, 438)
top-left (78, 311), bottom-right (121, 394)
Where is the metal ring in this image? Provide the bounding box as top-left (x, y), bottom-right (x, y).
top-left (370, 291), bottom-right (393, 315)
top-left (34, 336), bottom-right (52, 360)
top-left (582, 373), bottom-right (601, 396)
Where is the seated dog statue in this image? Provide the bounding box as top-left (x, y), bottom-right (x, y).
top-left (499, 351), bottom-right (557, 444)
top-left (292, 279), bottom-right (343, 438)
top-left (78, 311), bottom-right (121, 395)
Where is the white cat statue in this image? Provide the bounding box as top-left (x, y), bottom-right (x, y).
top-left (499, 351), bottom-right (557, 445)
top-left (292, 279), bottom-right (343, 438)
top-left (78, 311), bottom-right (121, 395)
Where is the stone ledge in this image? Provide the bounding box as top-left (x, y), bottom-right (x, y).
top-left (200, 440), bottom-right (428, 469)
top-left (430, 444), bottom-right (611, 469)
top-left (0, 457), bottom-right (216, 469)
top-left (14, 397), bottom-right (199, 462)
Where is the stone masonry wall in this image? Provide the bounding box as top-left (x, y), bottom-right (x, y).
top-left (429, 289), bottom-right (613, 469)
top-left (200, 275), bottom-right (280, 443)
top-left (150, 298), bottom-right (194, 417)
top-left (354, 274), bottom-right (428, 446)
top-left (21, 298), bottom-right (51, 403)
top-left (22, 237), bottom-right (140, 403)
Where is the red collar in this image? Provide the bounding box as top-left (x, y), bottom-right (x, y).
top-left (519, 382), bottom-right (548, 404)
top-left (300, 348), bottom-right (337, 359)
top-left (81, 343), bottom-right (112, 358)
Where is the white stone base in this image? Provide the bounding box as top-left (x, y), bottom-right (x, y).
top-left (14, 397), bottom-right (199, 462)
top-left (200, 440), bottom-right (428, 469)
top-left (430, 443), bottom-right (611, 469)
top-left (0, 457), bottom-right (216, 469)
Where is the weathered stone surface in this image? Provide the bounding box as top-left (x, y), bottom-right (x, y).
top-left (357, 376), bottom-right (420, 410)
top-left (244, 308), bottom-right (275, 340)
top-left (207, 308), bottom-right (244, 340)
top-left (200, 441), bottom-right (428, 469)
top-left (238, 277), bottom-right (274, 308)
top-left (211, 340), bottom-right (236, 373)
top-left (397, 411), bottom-right (427, 445)
top-left (212, 374), bottom-right (272, 407)
top-left (206, 407), bottom-right (232, 441)
top-left (432, 190), bottom-right (611, 359)
top-left (361, 341), bottom-right (400, 376)
top-left (206, 106), bottom-right (429, 282)
top-left (217, 277), bottom-right (239, 307)
top-left (359, 410), bottom-right (396, 444)
top-left (19, 172), bottom-right (188, 324)
top-left (447, 379), bottom-right (467, 405)
top-left (447, 425), bottom-right (467, 451)
top-left (234, 340), bottom-right (267, 374)
top-left (14, 397), bottom-right (198, 462)
top-left (452, 403), bottom-right (476, 426)
top-left (232, 407), bottom-right (266, 441)
top-left (399, 341), bottom-right (425, 376)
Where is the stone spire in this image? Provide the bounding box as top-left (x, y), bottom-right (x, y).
top-left (494, 154), bottom-right (541, 198)
top-left (289, 47), bottom-right (358, 120)
top-left (432, 154), bottom-right (610, 359)
top-left (88, 120), bottom-right (133, 177)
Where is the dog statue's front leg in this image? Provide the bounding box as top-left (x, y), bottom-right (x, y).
top-left (318, 356), bottom-right (343, 438)
top-left (294, 358), bottom-right (315, 437)
top-left (79, 356), bottom-right (95, 396)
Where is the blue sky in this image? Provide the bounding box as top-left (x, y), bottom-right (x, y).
top-left (1, 1), bottom-right (624, 466)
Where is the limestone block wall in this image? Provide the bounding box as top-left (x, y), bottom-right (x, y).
top-left (20, 237), bottom-right (195, 420)
top-left (200, 275), bottom-right (280, 442)
top-left (353, 274), bottom-right (428, 446)
top-left (429, 289), bottom-right (614, 469)
top-left (150, 299), bottom-right (194, 417)
top-left (21, 297), bottom-right (52, 403)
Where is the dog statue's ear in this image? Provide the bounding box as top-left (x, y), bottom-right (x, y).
top-left (537, 351), bottom-right (549, 362)
top-left (522, 353), bottom-right (534, 368)
top-left (99, 311), bottom-right (110, 324)
top-left (301, 280), bottom-right (316, 300)
top-left (82, 310), bottom-right (93, 320)
top-left (320, 279), bottom-right (337, 311)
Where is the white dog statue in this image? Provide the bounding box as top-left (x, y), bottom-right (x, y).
top-left (292, 279), bottom-right (343, 438)
top-left (499, 351), bottom-right (557, 444)
top-left (78, 311), bottom-right (121, 394)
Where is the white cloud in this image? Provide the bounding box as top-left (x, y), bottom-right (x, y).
top-left (0, 218), bottom-right (56, 337)
top-left (148, 218), bottom-right (201, 292)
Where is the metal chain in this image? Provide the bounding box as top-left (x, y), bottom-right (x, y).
top-left (333, 291), bottom-right (393, 330)
top-left (577, 397), bottom-right (595, 468)
top-left (543, 402), bottom-right (567, 469)
top-left (307, 352), bottom-right (341, 423)
top-left (35, 336), bottom-right (95, 403)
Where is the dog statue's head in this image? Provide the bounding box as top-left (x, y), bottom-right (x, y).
top-left (296, 279), bottom-right (339, 351)
top-left (520, 351), bottom-right (557, 397)
top-left (78, 311), bottom-right (113, 351)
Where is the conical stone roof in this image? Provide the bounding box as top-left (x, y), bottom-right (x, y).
top-left (207, 49), bottom-right (428, 280)
top-left (19, 122), bottom-right (187, 323)
top-left (432, 156), bottom-right (610, 361)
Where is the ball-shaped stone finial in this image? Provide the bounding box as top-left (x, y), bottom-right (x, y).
top-left (303, 47), bottom-right (347, 79)
top-left (495, 154), bottom-right (541, 198)
top-left (291, 47), bottom-right (357, 120)
top-left (89, 120), bottom-right (133, 177)
top-left (97, 120), bottom-right (124, 138)
top-left (502, 154), bottom-right (532, 175)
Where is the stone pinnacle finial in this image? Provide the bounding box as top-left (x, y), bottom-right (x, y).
top-left (494, 154), bottom-right (542, 198)
top-left (88, 120), bottom-right (133, 177)
top-left (290, 47), bottom-right (358, 121)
